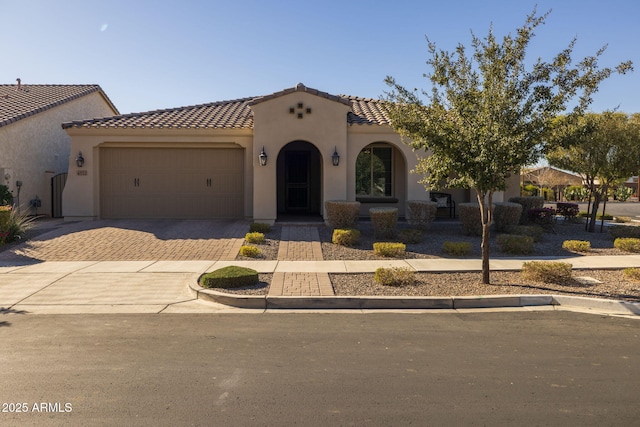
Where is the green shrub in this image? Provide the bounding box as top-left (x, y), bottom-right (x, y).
top-left (614, 238), bottom-right (640, 253)
top-left (579, 211), bottom-right (613, 220)
top-left (369, 207), bottom-right (398, 238)
top-left (496, 234), bottom-right (534, 255)
top-left (325, 200), bottom-right (360, 229)
top-left (521, 261), bottom-right (573, 284)
top-left (623, 268), bottom-right (640, 281)
top-left (508, 196), bottom-right (544, 224)
top-left (249, 222), bottom-right (271, 233)
top-left (614, 185), bottom-right (633, 202)
top-left (397, 228), bottom-right (422, 244)
top-left (373, 242), bottom-right (406, 257)
top-left (443, 241), bottom-right (473, 256)
top-left (245, 232), bottom-right (265, 244)
top-left (556, 203), bottom-right (579, 221)
top-left (239, 245), bottom-right (261, 258)
top-left (562, 240), bottom-right (591, 252)
top-left (458, 203), bottom-right (482, 236)
top-left (563, 186), bottom-right (588, 201)
top-left (608, 224), bottom-right (640, 239)
top-left (406, 200), bottom-right (437, 230)
top-left (507, 225), bottom-right (544, 242)
top-left (493, 202), bottom-right (522, 232)
top-left (374, 267), bottom-right (415, 286)
top-left (332, 228), bottom-right (360, 246)
top-left (200, 266), bottom-right (259, 289)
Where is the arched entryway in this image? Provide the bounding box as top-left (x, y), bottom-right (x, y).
top-left (276, 141), bottom-right (322, 217)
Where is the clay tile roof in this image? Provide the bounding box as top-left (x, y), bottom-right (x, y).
top-left (61, 84), bottom-right (392, 130)
top-left (343, 95), bottom-right (391, 126)
top-left (62, 98), bottom-right (255, 130)
top-left (0, 83), bottom-right (118, 128)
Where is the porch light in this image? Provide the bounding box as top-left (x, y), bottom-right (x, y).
top-left (258, 146), bottom-right (268, 166)
top-left (332, 147), bottom-right (340, 166)
top-left (76, 151), bottom-right (85, 168)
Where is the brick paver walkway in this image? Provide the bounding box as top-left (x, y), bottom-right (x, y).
top-left (269, 226), bottom-right (335, 297)
top-left (0, 219), bottom-right (247, 262)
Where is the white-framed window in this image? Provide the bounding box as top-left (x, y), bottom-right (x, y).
top-left (356, 144), bottom-right (393, 198)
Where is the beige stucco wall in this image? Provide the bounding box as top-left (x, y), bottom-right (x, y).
top-left (62, 128), bottom-right (254, 220)
top-left (250, 92), bottom-right (352, 223)
top-left (0, 91), bottom-right (116, 216)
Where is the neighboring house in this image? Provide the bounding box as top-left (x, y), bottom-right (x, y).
top-left (0, 82), bottom-right (118, 216)
top-left (522, 166), bottom-right (584, 201)
top-left (62, 83), bottom-right (520, 223)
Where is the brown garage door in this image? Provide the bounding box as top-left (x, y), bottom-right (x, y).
top-left (100, 147), bottom-right (244, 218)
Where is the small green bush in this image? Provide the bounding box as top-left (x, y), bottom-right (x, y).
top-left (493, 202), bottom-right (522, 232)
top-left (0, 206), bottom-right (35, 245)
top-left (521, 261), bottom-right (573, 284)
top-left (614, 238), bottom-right (640, 253)
top-left (623, 268), bottom-right (640, 281)
top-left (245, 232), bottom-right (265, 244)
top-left (406, 200), bottom-right (437, 230)
top-left (239, 245), bottom-right (261, 258)
top-left (332, 228), bottom-right (360, 246)
top-left (579, 211), bottom-right (613, 220)
top-left (398, 228), bottom-right (422, 244)
top-left (374, 267), bottom-right (415, 287)
top-left (508, 196), bottom-right (544, 224)
top-left (507, 225), bottom-right (544, 242)
top-left (200, 266), bottom-right (259, 289)
top-left (369, 207), bottom-right (398, 238)
top-left (609, 225), bottom-right (640, 239)
top-left (496, 234), bottom-right (534, 255)
top-left (325, 200), bottom-right (360, 229)
top-left (249, 223), bottom-right (271, 233)
top-left (443, 241), bottom-right (473, 256)
top-left (458, 203), bottom-right (482, 236)
top-left (614, 185), bottom-right (633, 202)
top-left (562, 240), bottom-right (591, 252)
top-left (373, 242), bottom-right (406, 257)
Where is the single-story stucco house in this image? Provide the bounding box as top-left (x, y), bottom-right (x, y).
top-left (0, 81), bottom-right (118, 216)
top-left (61, 83), bottom-right (519, 223)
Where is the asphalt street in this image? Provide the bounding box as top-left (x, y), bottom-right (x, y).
top-left (1, 311), bottom-right (639, 426)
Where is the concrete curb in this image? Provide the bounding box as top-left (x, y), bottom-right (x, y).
top-left (189, 282), bottom-right (577, 311)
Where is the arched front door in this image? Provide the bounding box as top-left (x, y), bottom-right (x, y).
top-left (277, 141), bottom-right (322, 215)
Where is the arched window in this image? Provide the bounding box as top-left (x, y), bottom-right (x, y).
top-left (356, 144), bottom-right (393, 198)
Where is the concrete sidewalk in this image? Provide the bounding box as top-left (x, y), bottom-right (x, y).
top-left (1, 256), bottom-right (639, 317)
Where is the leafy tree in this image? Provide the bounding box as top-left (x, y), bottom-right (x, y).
top-left (384, 8), bottom-right (632, 283)
top-left (547, 112), bottom-right (640, 232)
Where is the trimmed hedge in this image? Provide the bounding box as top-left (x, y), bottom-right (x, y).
top-left (493, 202), bottom-right (522, 232)
top-left (508, 196), bottom-right (544, 224)
top-left (521, 261), bottom-right (573, 284)
top-left (398, 228), bottom-right (422, 244)
top-left (497, 234), bottom-right (534, 254)
top-left (373, 242), bottom-right (406, 257)
top-left (200, 266), bottom-right (259, 289)
top-left (608, 225), bottom-right (640, 239)
top-left (614, 238), bottom-right (640, 253)
top-left (245, 232), bottom-right (265, 244)
top-left (406, 200), bottom-right (437, 230)
top-left (239, 245), bottom-right (261, 258)
top-left (562, 240), bottom-right (591, 252)
top-left (369, 207), bottom-right (398, 238)
top-left (508, 225), bottom-right (544, 242)
top-left (374, 267), bottom-right (415, 286)
top-left (332, 228), bottom-right (360, 246)
top-left (443, 241), bottom-right (472, 256)
top-left (458, 203), bottom-right (482, 236)
top-left (325, 200), bottom-right (360, 229)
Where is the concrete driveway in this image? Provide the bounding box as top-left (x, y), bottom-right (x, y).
top-left (0, 219), bottom-right (248, 263)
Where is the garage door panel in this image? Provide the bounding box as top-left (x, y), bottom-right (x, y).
top-left (100, 147), bottom-right (244, 219)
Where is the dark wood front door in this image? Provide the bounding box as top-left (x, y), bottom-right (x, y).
top-left (285, 151), bottom-right (309, 211)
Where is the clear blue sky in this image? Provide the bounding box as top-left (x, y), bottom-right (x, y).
top-left (2, 0), bottom-right (638, 115)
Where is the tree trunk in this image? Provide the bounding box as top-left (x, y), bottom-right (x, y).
top-left (477, 191), bottom-right (492, 284)
top-left (600, 188), bottom-right (609, 233)
top-left (588, 191), bottom-right (601, 233)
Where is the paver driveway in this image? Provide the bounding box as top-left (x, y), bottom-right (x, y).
top-left (0, 219), bottom-right (248, 262)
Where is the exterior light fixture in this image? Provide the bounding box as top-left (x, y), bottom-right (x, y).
top-left (76, 152), bottom-right (85, 168)
top-left (258, 146), bottom-right (268, 166)
top-left (332, 147), bottom-right (340, 166)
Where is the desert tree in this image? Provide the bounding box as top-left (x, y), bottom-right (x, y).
top-left (384, 8), bottom-right (632, 283)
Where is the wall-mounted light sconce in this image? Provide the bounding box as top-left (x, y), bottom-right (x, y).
top-left (332, 146), bottom-right (340, 166)
top-left (76, 151), bottom-right (85, 168)
top-left (258, 146), bottom-right (268, 166)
